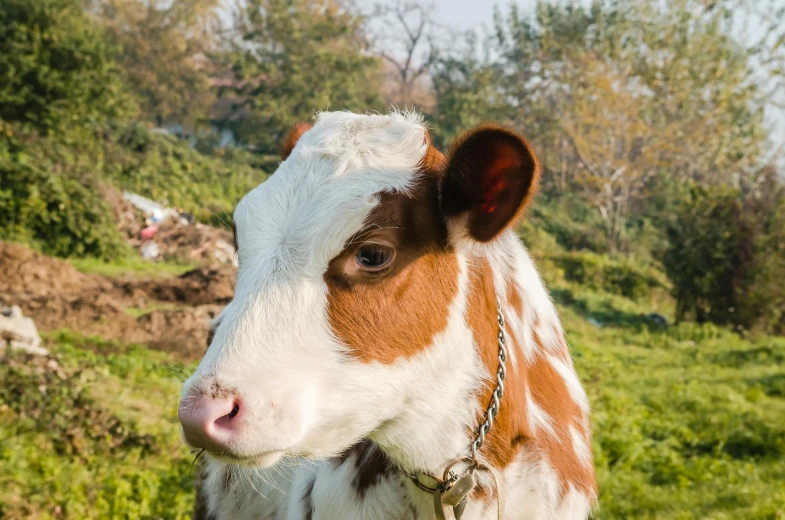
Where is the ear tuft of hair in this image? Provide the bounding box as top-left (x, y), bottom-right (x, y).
top-left (281, 121), bottom-right (313, 160)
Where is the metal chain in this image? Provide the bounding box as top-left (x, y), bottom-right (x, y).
top-left (404, 295), bottom-right (509, 495)
top-left (470, 296), bottom-right (507, 464)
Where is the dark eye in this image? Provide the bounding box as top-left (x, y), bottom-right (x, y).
top-left (355, 245), bottom-right (395, 271)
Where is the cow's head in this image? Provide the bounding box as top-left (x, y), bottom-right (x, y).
top-left (178, 111), bottom-right (538, 468)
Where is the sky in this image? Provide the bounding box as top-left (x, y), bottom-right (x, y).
top-left (365, 0), bottom-right (785, 150)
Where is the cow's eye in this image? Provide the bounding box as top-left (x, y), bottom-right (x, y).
top-left (355, 245), bottom-right (395, 271)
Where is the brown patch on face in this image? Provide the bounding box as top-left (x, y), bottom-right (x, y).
top-left (281, 121), bottom-right (313, 160)
top-left (325, 168), bottom-right (460, 364)
top-left (467, 259), bottom-right (596, 497)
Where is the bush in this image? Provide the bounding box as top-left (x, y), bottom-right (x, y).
top-left (0, 0), bottom-right (133, 132)
top-left (0, 121), bottom-right (272, 260)
top-left (98, 123), bottom-right (271, 224)
top-left (0, 130), bottom-right (126, 260)
top-left (662, 179), bottom-right (785, 334)
top-left (555, 251), bottom-right (665, 300)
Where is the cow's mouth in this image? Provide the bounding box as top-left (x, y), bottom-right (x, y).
top-left (205, 448), bottom-right (286, 468)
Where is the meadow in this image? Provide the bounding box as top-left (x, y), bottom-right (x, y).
top-left (2, 258), bottom-right (783, 519)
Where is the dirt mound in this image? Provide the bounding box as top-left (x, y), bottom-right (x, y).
top-left (0, 241), bottom-right (233, 359)
top-left (18, 292), bottom-right (221, 360)
top-left (0, 242), bottom-right (108, 299)
top-left (126, 266), bottom-right (235, 306)
top-left (149, 220), bottom-right (236, 266)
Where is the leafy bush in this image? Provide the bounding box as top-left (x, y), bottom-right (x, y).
top-left (0, 121), bottom-right (271, 260)
top-left (0, 130), bottom-right (126, 260)
top-left (555, 251), bottom-right (665, 300)
top-left (662, 179), bottom-right (785, 334)
top-left (98, 123), bottom-right (271, 224)
top-left (0, 0), bottom-right (133, 132)
top-left (0, 333), bottom-right (196, 519)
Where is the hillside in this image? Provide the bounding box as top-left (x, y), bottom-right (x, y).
top-left (1, 239), bottom-right (784, 519)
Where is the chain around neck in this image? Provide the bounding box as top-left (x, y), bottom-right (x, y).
top-left (404, 295), bottom-right (508, 490)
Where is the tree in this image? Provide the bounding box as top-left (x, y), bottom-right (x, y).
top-left (88, 0), bottom-right (221, 129)
top-left (662, 174), bottom-right (785, 334)
top-left (221, 0), bottom-right (384, 154)
top-left (428, 32), bottom-right (507, 149)
top-left (468, 0), bottom-right (774, 251)
top-left (367, 1), bottom-right (439, 109)
top-left (0, 0), bottom-right (132, 132)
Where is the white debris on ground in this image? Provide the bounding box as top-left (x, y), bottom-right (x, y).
top-left (121, 192), bottom-right (237, 267)
top-left (122, 191), bottom-right (179, 222)
top-left (0, 305), bottom-right (48, 355)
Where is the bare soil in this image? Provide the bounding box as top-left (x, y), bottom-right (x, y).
top-left (0, 242), bottom-right (234, 360)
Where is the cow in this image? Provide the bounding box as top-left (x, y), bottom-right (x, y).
top-left (178, 111), bottom-right (597, 519)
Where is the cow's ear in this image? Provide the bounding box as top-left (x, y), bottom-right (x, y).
top-left (281, 121), bottom-right (313, 160)
top-left (439, 125), bottom-right (539, 242)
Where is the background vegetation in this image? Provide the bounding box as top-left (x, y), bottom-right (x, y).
top-left (0, 0), bottom-right (784, 518)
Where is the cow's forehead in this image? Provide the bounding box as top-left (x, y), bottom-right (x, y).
top-left (233, 111), bottom-right (429, 280)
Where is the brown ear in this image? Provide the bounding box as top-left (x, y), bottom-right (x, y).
top-left (281, 121), bottom-right (313, 160)
top-left (440, 125), bottom-right (539, 242)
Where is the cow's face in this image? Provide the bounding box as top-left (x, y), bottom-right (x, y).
top-left (178, 112), bottom-right (538, 468)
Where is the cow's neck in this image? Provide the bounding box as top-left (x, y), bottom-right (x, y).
top-left (367, 245), bottom-right (524, 480)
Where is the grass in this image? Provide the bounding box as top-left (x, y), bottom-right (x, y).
top-left (124, 303), bottom-right (184, 318)
top-left (555, 287), bottom-right (785, 519)
top-left (69, 255), bottom-right (197, 279)
top-left (1, 286), bottom-right (784, 518)
top-left (0, 332), bottom-right (196, 519)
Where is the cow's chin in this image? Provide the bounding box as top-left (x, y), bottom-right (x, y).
top-left (206, 449), bottom-right (286, 468)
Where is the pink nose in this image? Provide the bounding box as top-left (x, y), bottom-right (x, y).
top-left (178, 393), bottom-right (242, 452)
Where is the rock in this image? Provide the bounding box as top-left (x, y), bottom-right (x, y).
top-left (0, 305), bottom-right (48, 355)
top-left (587, 317), bottom-right (604, 328)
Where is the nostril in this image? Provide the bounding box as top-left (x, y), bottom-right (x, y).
top-left (214, 400), bottom-right (242, 430)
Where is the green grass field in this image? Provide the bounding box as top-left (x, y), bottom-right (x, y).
top-left (1, 283), bottom-right (784, 519)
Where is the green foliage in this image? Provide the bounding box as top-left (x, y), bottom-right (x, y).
top-left (90, 0), bottom-right (220, 128)
top-left (562, 298), bottom-right (785, 519)
top-left (0, 121), bottom-right (269, 260)
top-left (0, 129), bottom-right (127, 260)
top-left (555, 251), bottom-right (665, 300)
top-left (222, 0), bottom-right (385, 153)
top-left (662, 179), bottom-right (785, 334)
top-left (97, 123), bottom-right (271, 223)
top-left (69, 256), bottom-right (196, 279)
top-left (428, 32), bottom-right (507, 149)
top-left (0, 332), bottom-right (196, 519)
top-left (0, 0), bottom-right (132, 133)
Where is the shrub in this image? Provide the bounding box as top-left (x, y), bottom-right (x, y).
top-left (0, 0), bottom-right (133, 132)
top-left (0, 131), bottom-right (126, 260)
top-left (555, 251), bottom-right (665, 300)
top-left (662, 178), bottom-right (785, 334)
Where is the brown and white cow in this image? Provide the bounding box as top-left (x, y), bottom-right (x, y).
top-left (178, 111), bottom-right (597, 519)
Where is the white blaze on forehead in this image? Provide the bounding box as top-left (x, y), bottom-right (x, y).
top-left (233, 110), bottom-right (429, 286)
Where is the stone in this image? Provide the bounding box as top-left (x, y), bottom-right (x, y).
top-left (0, 305), bottom-right (48, 355)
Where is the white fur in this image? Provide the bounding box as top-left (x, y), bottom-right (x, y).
top-left (181, 111), bottom-right (594, 519)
